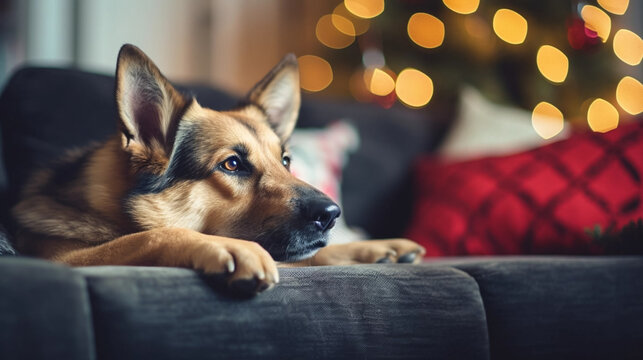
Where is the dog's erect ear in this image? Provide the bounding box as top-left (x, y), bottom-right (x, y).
top-left (246, 54), bottom-right (301, 142)
top-left (115, 44), bottom-right (189, 153)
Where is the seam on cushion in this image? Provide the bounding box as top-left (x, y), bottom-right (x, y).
top-left (77, 271), bottom-right (98, 360)
top-left (445, 266), bottom-right (492, 360)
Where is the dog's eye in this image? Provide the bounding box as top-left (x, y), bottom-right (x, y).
top-left (222, 157), bottom-right (240, 172)
top-left (282, 156), bottom-right (291, 170)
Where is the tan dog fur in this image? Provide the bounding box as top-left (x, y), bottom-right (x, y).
top-left (12, 44), bottom-right (424, 293)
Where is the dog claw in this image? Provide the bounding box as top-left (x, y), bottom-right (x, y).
top-left (397, 252), bottom-right (417, 263)
top-left (226, 260), bottom-right (235, 273)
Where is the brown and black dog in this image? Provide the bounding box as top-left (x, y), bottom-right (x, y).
top-left (12, 44), bottom-right (424, 293)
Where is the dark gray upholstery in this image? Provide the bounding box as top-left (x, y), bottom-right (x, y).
top-left (453, 257), bottom-right (643, 360)
top-left (77, 264), bottom-right (489, 360)
top-left (0, 258), bottom-right (95, 360)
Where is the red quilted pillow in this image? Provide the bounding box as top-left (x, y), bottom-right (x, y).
top-left (406, 120), bottom-right (643, 256)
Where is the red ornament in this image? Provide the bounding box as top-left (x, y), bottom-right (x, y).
top-left (567, 17), bottom-right (601, 51)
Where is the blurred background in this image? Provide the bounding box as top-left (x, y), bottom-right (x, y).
top-left (0, 0), bottom-right (641, 135)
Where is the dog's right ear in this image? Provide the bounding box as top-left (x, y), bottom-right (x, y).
top-left (115, 44), bottom-right (189, 154)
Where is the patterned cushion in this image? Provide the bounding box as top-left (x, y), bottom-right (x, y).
top-left (289, 122), bottom-right (364, 244)
top-left (406, 120), bottom-right (643, 256)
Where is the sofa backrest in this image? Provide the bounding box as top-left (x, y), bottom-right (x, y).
top-left (0, 67), bottom-right (437, 239)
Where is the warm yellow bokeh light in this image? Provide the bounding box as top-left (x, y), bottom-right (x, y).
top-left (364, 68), bottom-right (395, 96)
top-left (613, 29), bottom-right (642, 66)
top-left (587, 98), bottom-right (619, 133)
top-left (581, 5), bottom-right (611, 43)
top-left (333, 3), bottom-right (370, 35)
top-left (331, 14), bottom-right (356, 37)
top-left (442, 0), bottom-right (480, 15)
top-left (597, 0), bottom-right (629, 15)
top-left (616, 76), bottom-right (643, 115)
top-left (395, 68), bottom-right (434, 108)
top-left (531, 102), bottom-right (565, 139)
top-left (407, 13), bottom-right (445, 49)
top-left (316, 14), bottom-right (354, 49)
top-left (297, 55), bottom-right (333, 92)
top-left (536, 45), bottom-right (569, 83)
top-left (344, 0), bottom-right (384, 19)
top-left (492, 9), bottom-right (528, 45)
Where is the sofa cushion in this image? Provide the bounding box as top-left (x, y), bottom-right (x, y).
top-left (0, 257), bottom-right (95, 360)
top-left (406, 120), bottom-right (643, 256)
top-left (443, 257), bottom-right (643, 360)
top-left (77, 264), bottom-right (489, 360)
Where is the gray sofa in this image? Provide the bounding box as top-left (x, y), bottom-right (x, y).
top-left (1, 68), bottom-right (642, 359)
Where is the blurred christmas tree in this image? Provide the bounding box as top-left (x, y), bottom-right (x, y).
top-left (300, 0), bottom-right (642, 136)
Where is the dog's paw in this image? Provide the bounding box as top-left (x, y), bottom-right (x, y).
top-left (192, 238), bottom-right (279, 295)
top-left (310, 239), bottom-right (426, 265)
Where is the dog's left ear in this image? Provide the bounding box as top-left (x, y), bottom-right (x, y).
top-left (246, 54), bottom-right (301, 142)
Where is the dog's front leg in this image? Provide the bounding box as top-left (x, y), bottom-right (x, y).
top-left (58, 228), bottom-right (279, 293)
top-left (279, 239), bottom-right (426, 267)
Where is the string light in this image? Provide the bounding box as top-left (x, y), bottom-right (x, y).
top-left (364, 68), bottom-right (395, 96)
top-left (297, 55), bottom-right (333, 92)
top-left (395, 68), bottom-right (434, 108)
top-left (331, 14), bottom-right (356, 37)
top-left (616, 76), bottom-right (643, 115)
top-left (442, 0), bottom-right (480, 15)
top-left (407, 13), bottom-right (445, 49)
top-left (333, 3), bottom-right (370, 36)
top-left (581, 5), bottom-right (611, 43)
top-left (344, 0), bottom-right (384, 19)
top-left (597, 0), bottom-right (629, 15)
top-left (536, 45), bottom-right (569, 83)
top-left (587, 98), bottom-right (619, 133)
top-left (492, 9), bottom-right (528, 45)
top-left (613, 29), bottom-right (642, 66)
top-left (316, 14), bottom-right (354, 49)
top-left (531, 102), bottom-right (565, 139)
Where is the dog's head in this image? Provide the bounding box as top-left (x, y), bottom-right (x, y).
top-left (115, 44), bottom-right (340, 261)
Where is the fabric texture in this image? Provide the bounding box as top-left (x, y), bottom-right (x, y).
top-left (407, 120), bottom-right (643, 256)
top-left (447, 257), bottom-right (643, 360)
top-left (0, 258), bottom-right (95, 360)
top-left (78, 264), bottom-right (489, 360)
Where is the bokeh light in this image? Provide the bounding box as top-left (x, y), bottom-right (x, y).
top-left (364, 68), bottom-right (395, 96)
top-left (613, 29), bottom-right (642, 66)
top-left (536, 45), bottom-right (568, 83)
top-left (581, 5), bottom-right (611, 43)
top-left (587, 98), bottom-right (619, 133)
top-left (597, 0), bottom-right (629, 15)
top-left (616, 76), bottom-right (643, 115)
top-left (492, 9), bottom-right (528, 45)
top-left (531, 102), bottom-right (565, 139)
top-left (333, 3), bottom-right (370, 36)
top-left (395, 68), bottom-right (434, 108)
top-left (407, 13), bottom-right (445, 49)
top-left (331, 14), bottom-right (355, 37)
top-left (442, 0), bottom-right (480, 15)
top-left (297, 55), bottom-right (333, 92)
top-left (344, 0), bottom-right (384, 19)
top-left (316, 14), bottom-right (354, 49)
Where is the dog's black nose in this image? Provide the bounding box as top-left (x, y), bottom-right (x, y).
top-left (307, 199), bottom-right (341, 232)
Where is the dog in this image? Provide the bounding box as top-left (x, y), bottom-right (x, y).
top-left (11, 44), bottom-right (425, 294)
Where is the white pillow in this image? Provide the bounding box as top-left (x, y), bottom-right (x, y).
top-left (439, 86), bottom-right (569, 160)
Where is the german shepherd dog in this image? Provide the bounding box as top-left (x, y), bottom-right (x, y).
top-left (12, 44), bottom-right (425, 294)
